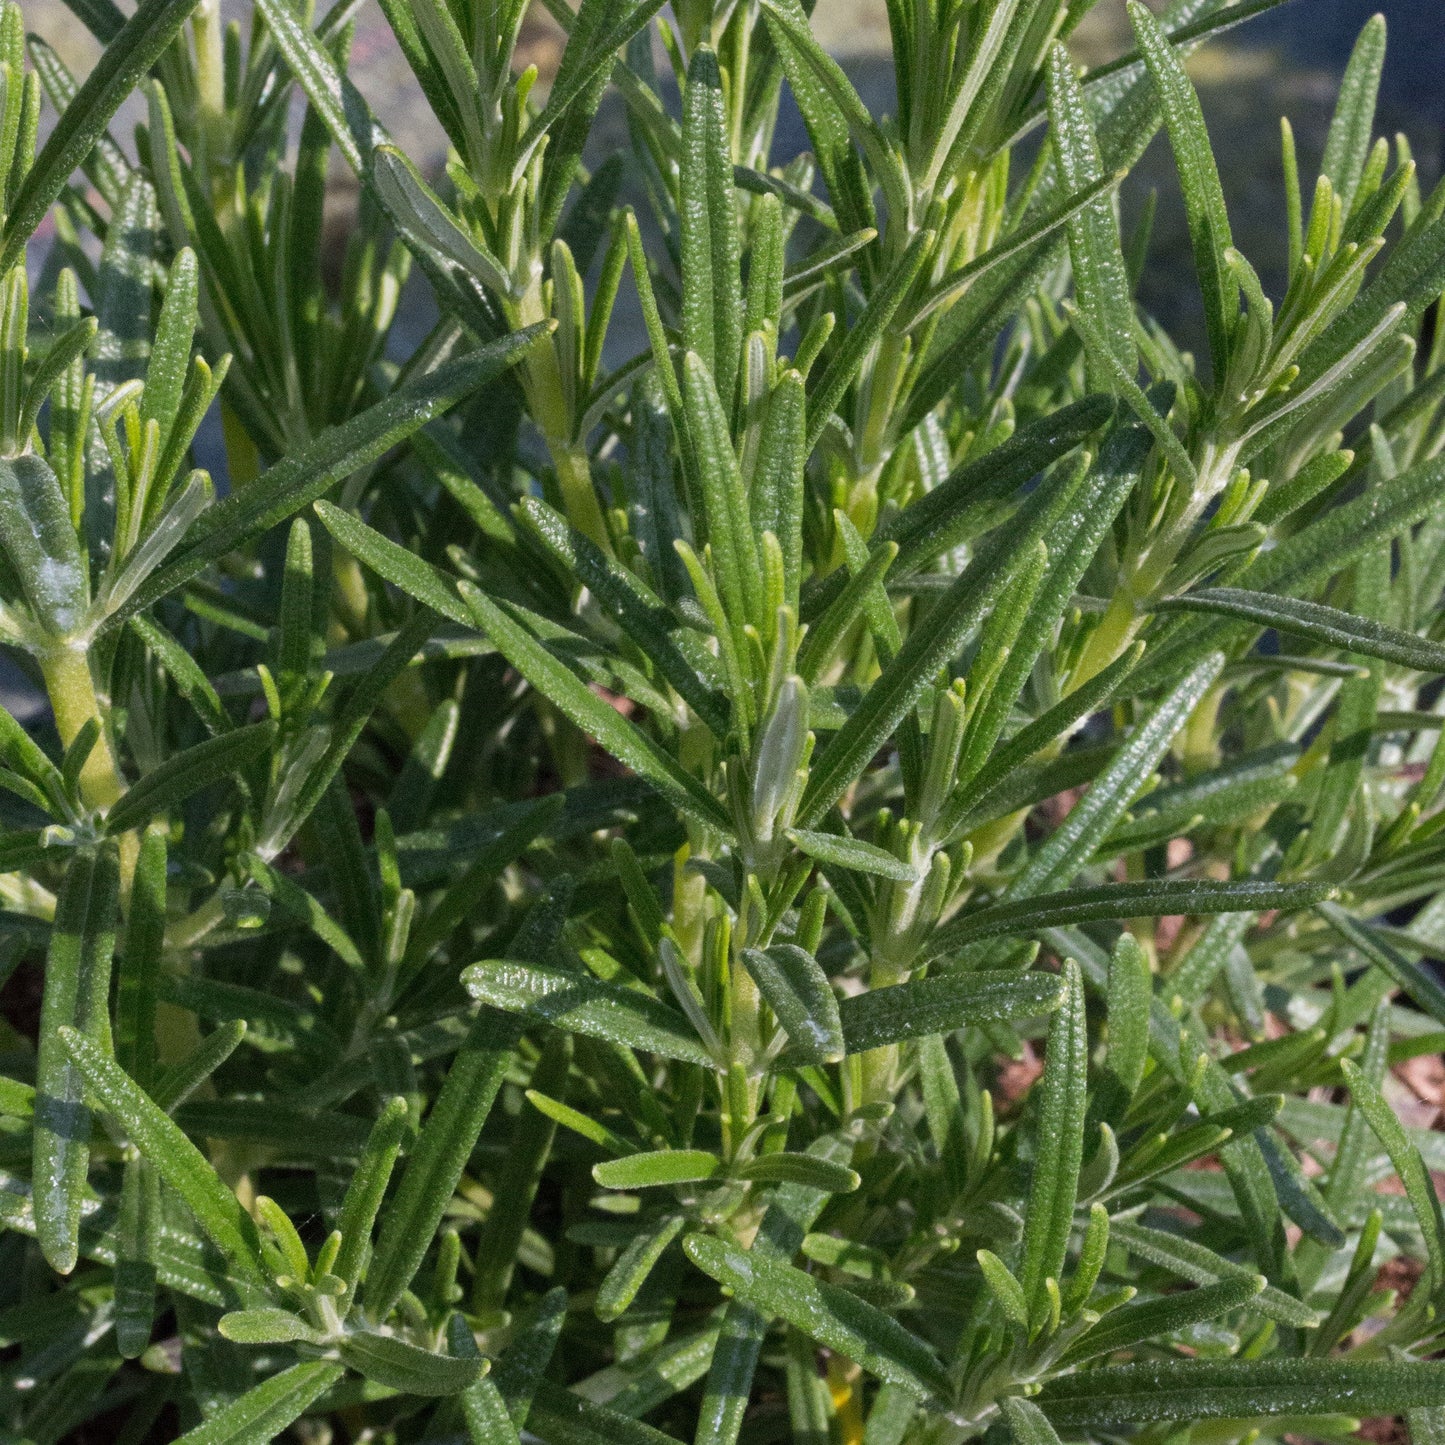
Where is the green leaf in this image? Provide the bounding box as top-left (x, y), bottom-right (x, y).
top-left (107, 330), bottom-right (547, 630)
top-left (0, 452), bottom-right (88, 635)
top-left (332, 1095), bottom-right (410, 1314)
top-left (977, 1249), bottom-right (1030, 1329)
top-left (461, 584), bottom-right (730, 833)
top-left (1340, 1057), bottom-right (1445, 1287)
top-left (115, 825), bottom-right (163, 1093)
top-left (314, 499), bottom-right (472, 627)
top-left (1321, 15), bottom-right (1386, 213)
top-left (518, 497), bottom-right (728, 736)
top-left (1105, 932), bottom-right (1150, 1101)
top-left (106, 721), bottom-right (276, 834)
top-left (806, 229), bottom-right (932, 452)
top-left (34, 844), bottom-right (118, 1274)
top-left (935, 879), bottom-right (1334, 953)
top-left (1059, 1274), bottom-right (1264, 1364)
top-left (735, 1154), bottom-right (860, 1193)
top-left (596, 1215), bottom-right (686, 1323)
top-left (473, 1029), bottom-right (571, 1313)
top-left (114, 1154), bottom-right (159, 1358)
top-left (758, 0), bottom-right (906, 235)
top-left (1155, 587), bottom-right (1445, 674)
top-left (365, 1008), bottom-right (517, 1321)
top-left (1019, 961), bottom-right (1088, 1308)
top-left (1008, 653), bottom-right (1224, 898)
top-left (681, 47), bottom-right (743, 414)
top-left (528, 1378), bottom-right (687, 1445)
top-left (131, 615), bottom-right (228, 734)
top-left (831, 970), bottom-right (1064, 1056)
top-left (173, 1361), bottom-right (344, 1445)
top-left (1109, 1218), bottom-right (1319, 1328)
top-left (150, 1020), bottom-right (247, 1113)
top-left (1001, 1397), bottom-right (1063, 1445)
top-left (739, 945), bottom-right (844, 1064)
top-left (57, 1027), bottom-right (270, 1290)
top-left (786, 829), bottom-right (917, 882)
top-left (799, 423), bottom-right (1097, 824)
top-left (683, 350), bottom-right (762, 636)
top-left (339, 1331), bottom-right (484, 1396)
top-left (594, 1150), bottom-right (722, 1190)
top-left (1037, 1359), bottom-right (1445, 1427)
top-left (1128, 0), bottom-right (1236, 381)
top-left (876, 396), bottom-right (1113, 585)
top-left (217, 1307), bottom-right (323, 1345)
top-left (1318, 903), bottom-right (1445, 1030)
top-left (683, 1234), bottom-right (951, 1401)
top-left (464, 959), bottom-right (713, 1067)
top-left (1, 0), bottom-right (204, 270)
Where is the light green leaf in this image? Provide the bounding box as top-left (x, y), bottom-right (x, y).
top-left (977, 1250), bottom-right (1030, 1329)
top-left (786, 829), bottom-right (917, 882)
top-left (594, 1151), bottom-right (722, 1190)
top-left (1321, 15), bottom-right (1386, 213)
top-left (218, 1307), bottom-right (323, 1345)
top-left (1105, 932), bottom-right (1150, 1100)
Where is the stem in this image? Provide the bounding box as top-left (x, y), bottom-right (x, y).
top-left (40, 643), bottom-right (125, 813)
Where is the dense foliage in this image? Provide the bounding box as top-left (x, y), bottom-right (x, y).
top-left (0, 0), bottom-right (1444, 1439)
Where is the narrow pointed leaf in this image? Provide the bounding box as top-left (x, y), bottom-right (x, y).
top-left (831, 970), bottom-right (1064, 1056)
top-left (57, 1028), bottom-right (270, 1289)
top-left (683, 1234), bottom-right (951, 1401)
top-left (173, 1361), bottom-right (344, 1445)
top-left (1019, 961), bottom-right (1088, 1307)
top-left (106, 329), bottom-right (548, 630)
top-left (463, 960), bottom-right (714, 1067)
top-left (34, 846), bottom-right (119, 1273)
top-left (106, 721), bottom-right (276, 834)
top-left (1038, 1359), bottom-right (1445, 1427)
top-left (933, 879), bottom-right (1334, 953)
top-left (461, 584), bottom-right (730, 832)
top-left (740, 945), bottom-right (844, 1064)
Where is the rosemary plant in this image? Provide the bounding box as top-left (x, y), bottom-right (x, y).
top-left (0, 0), bottom-right (1444, 1440)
